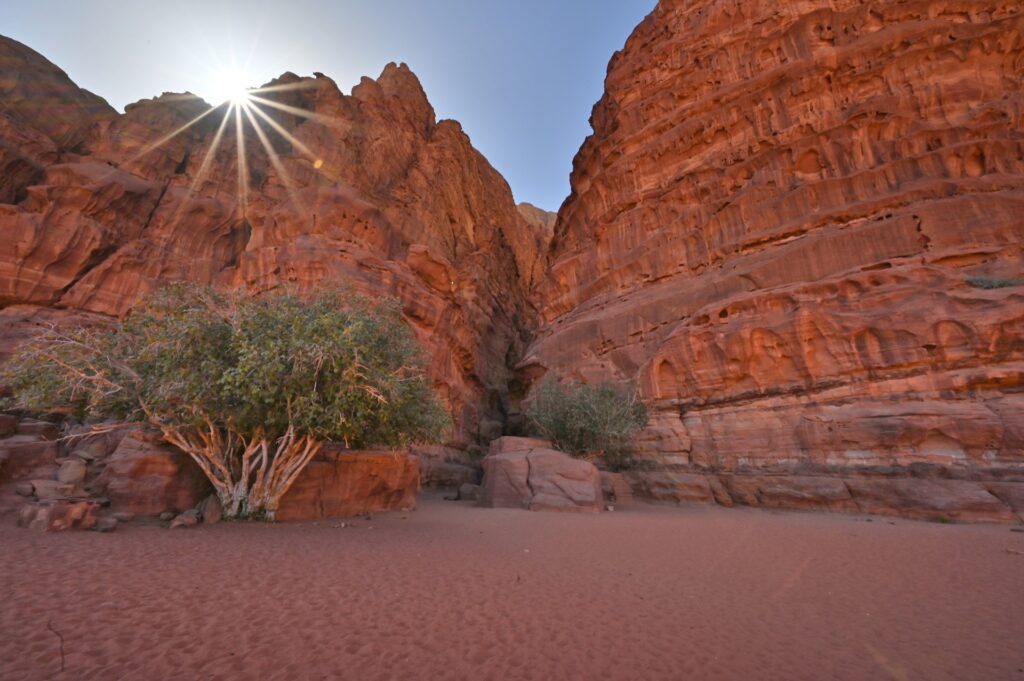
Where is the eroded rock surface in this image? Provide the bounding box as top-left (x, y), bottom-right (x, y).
top-left (522, 0), bottom-right (1024, 514)
top-left (276, 448), bottom-right (419, 521)
top-left (95, 430), bottom-right (212, 516)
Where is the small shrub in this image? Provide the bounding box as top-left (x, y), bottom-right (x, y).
top-left (966, 276), bottom-right (1024, 290)
top-left (525, 377), bottom-right (648, 471)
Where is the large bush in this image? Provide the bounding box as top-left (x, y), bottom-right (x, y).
top-left (3, 285), bottom-right (450, 519)
top-left (525, 378), bottom-right (648, 471)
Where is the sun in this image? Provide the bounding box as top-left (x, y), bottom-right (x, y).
top-left (204, 69), bottom-right (253, 106)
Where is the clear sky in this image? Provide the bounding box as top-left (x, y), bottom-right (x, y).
top-left (0, 0), bottom-right (655, 211)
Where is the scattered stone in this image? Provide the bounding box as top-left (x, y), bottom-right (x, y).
top-left (112, 511), bottom-right (135, 522)
top-left (94, 517), bottom-right (118, 533)
top-left (57, 459), bottom-right (87, 485)
top-left (18, 500), bottom-right (99, 531)
top-left (159, 511), bottom-right (175, 521)
top-left (169, 509), bottom-right (200, 529)
top-left (457, 483), bottom-right (481, 502)
top-left (197, 494), bottom-right (223, 525)
top-left (14, 482), bottom-right (34, 497)
top-left (16, 419), bottom-right (59, 440)
top-left (30, 479), bottom-right (76, 501)
top-left (71, 446), bottom-right (99, 462)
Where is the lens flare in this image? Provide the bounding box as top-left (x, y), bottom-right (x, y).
top-left (205, 69), bottom-right (253, 106)
top-left (130, 66), bottom-right (333, 231)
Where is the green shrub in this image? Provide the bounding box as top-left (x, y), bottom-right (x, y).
top-left (525, 377), bottom-right (648, 471)
top-left (3, 284), bottom-right (450, 519)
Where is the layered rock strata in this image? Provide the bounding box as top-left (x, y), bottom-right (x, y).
top-left (523, 0), bottom-right (1024, 516)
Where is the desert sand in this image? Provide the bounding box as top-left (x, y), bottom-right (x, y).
top-left (2, 496), bottom-right (1022, 681)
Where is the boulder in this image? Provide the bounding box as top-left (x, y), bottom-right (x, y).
top-left (18, 500), bottom-right (99, 531)
top-left (94, 431), bottom-right (212, 516)
top-left (16, 419), bottom-right (59, 439)
top-left (276, 450), bottom-right (420, 521)
top-left (30, 479), bottom-right (77, 501)
top-left (0, 436), bottom-right (58, 482)
top-left (457, 483), bottom-right (481, 502)
top-left (70, 434), bottom-right (121, 462)
top-left (197, 494), bottom-right (223, 525)
top-left (480, 450), bottom-right (531, 508)
top-left (480, 438), bottom-right (602, 513)
top-left (56, 458), bottom-right (87, 486)
top-left (169, 509), bottom-right (200, 529)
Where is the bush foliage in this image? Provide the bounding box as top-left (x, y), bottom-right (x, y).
top-left (525, 378), bottom-right (648, 471)
top-left (3, 285), bottom-right (450, 517)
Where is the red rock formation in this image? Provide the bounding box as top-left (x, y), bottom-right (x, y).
top-left (523, 0), bottom-right (1024, 517)
top-left (276, 448), bottom-right (419, 521)
top-left (95, 431), bottom-right (212, 516)
top-left (515, 202), bottom-right (557, 287)
top-left (0, 36), bottom-right (540, 445)
top-left (479, 437), bottom-right (604, 512)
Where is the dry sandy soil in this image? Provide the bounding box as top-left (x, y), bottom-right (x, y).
top-left (2, 494), bottom-right (1022, 681)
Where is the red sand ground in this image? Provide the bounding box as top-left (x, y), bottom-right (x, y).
top-left (2, 494), bottom-right (1022, 681)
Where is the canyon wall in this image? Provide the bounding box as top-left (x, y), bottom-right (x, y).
top-left (523, 0), bottom-right (1024, 516)
top-left (0, 35), bottom-right (543, 445)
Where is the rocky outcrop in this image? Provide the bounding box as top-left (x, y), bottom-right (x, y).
top-left (522, 0), bottom-right (1024, 515)
top-left (0, 35), bottom-right (542, 446)
top-left (624, 468), bottom-right (1024, 522)
top-left (18, 500), bottom-right (100, 532)
top-left (479, 437), bottom-right (604, 512)
top-left (276, 448), bottom-right (419, 521)
top-left (94, 430), bottom-right (212, 516)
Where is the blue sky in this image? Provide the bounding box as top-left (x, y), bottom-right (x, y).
top-left (0, 0), bottom-right (655, 211)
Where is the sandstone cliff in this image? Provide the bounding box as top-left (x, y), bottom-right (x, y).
top-left (523, 0), bottom-right (1024, 513)
top-left (0, 36), bottom-right (541, 445)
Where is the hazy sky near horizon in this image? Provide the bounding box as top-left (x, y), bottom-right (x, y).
top-left (0, 1), bottom-right (655, 211)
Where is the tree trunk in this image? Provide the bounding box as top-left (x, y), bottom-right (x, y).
top-left (161, 423), bottom-right (321, 520)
